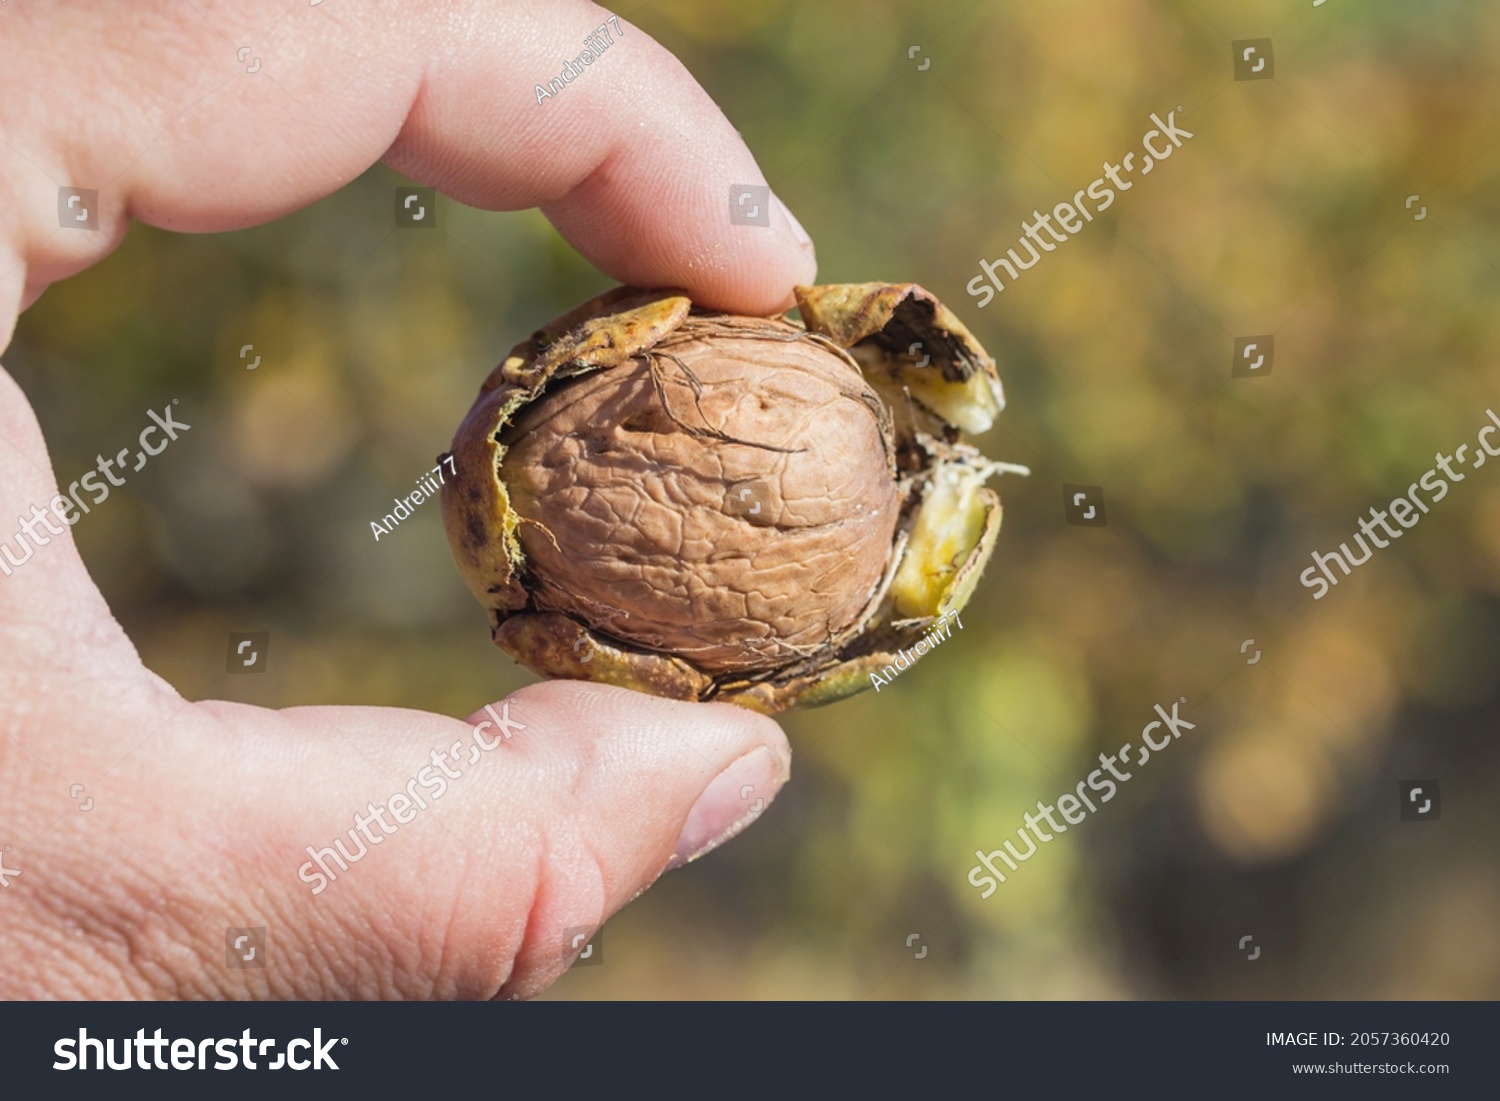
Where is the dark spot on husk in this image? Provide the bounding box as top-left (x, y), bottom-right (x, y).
top-left (466, 514), bottom-right (489, 548)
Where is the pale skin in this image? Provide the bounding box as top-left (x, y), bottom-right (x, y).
top-left (0, 1), bottom-right (813, 999)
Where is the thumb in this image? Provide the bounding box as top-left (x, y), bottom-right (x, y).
top-left (262, 681), bottom-right (790, 1000)
top-left (0, 360), bottom-right (791, 1001)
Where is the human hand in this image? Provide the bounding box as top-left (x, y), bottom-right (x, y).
top-left (0, 0), bottom-right (811, 999)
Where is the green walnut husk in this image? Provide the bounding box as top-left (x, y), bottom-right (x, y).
top-left (441, 282), bottom-right (1023, 714)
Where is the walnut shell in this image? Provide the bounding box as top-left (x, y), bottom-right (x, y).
top-left (441, 283), bottom-right (1023, 713)
top-left (499, 316), bottom-right (900, 675)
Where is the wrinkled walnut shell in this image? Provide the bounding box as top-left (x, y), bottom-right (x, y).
top-left (442, 282), bottom-right (1020, 714)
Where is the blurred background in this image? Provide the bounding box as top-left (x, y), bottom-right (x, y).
top-left (9, 0), bottom-right (1500, 998)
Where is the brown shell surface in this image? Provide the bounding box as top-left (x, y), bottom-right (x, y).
top-left (442, 289), bottom-right (693, 613)
top-left (442, 281), bottom-right (1015, 713)
top-left (498, 315), bottom-right (902, 675)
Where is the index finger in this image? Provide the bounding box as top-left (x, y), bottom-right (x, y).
top-left (386, 4), bottom-right (819, 314)
top-left (4, 0), bottom-right (815, 320)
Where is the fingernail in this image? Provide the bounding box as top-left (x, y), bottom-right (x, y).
top-left (669, 745), bottom-right (788, 869)
top-left (772, 193), bottom-right (816, 258)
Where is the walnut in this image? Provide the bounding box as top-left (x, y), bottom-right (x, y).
top-left (442, 283), bottom-right (1024, 713)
